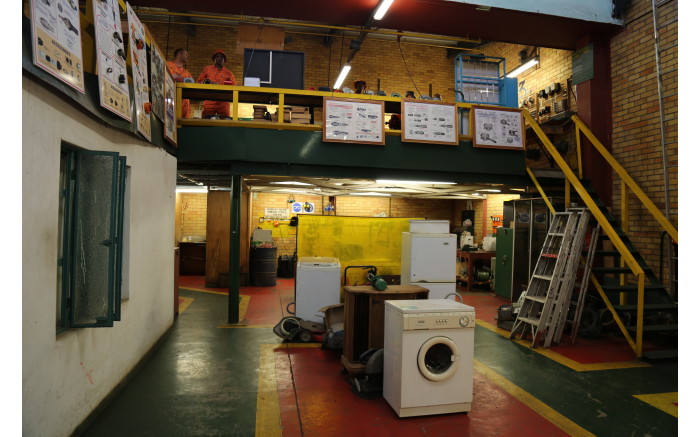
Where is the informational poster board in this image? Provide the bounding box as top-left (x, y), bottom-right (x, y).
top-left (265, 208), bottom-right (290, 219)
top-left (323, 97), bottom-right (385, 145)
top-left (401, 100), bottom-right (458, 145)
top-left (93, 0), bottom-right (131, 120)
top-left (30, 0), bottom-right (85, 93)
top-left (163, 71), bottom-right (177, 146)
top-left (126, 2), bottom-right (151, 141)
top-left (471, 106), bottom-right (525, 150)
top-left (150, 41), bottom-right (166, 122)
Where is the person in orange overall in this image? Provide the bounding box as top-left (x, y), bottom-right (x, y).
top-left (197, 49), bottom-right (237, 118)
top-left (166, 48), bottom-right (193, 118)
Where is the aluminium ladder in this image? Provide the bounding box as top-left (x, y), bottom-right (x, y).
top-left (509, 210), bottom-right (588, 347)
top-left (550, 217), bottom-right (598, 346)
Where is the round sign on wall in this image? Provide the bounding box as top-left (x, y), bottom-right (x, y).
top-left (292, 202), bottom-right (303, 213)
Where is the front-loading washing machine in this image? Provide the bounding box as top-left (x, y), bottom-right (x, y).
top-left (383, 299), bottom-right (475, 418)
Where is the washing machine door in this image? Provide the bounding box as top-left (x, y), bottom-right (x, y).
top-left (417, 336), bottom-right (460, 382)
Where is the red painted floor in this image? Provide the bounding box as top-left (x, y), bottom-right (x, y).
top-left (274, 347), bottom-right (568, 437)
top-left (180, 276), bottom-right (645, 363)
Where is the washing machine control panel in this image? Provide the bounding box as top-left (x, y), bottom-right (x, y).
top-left (404, 312), bottom-right (475, 330)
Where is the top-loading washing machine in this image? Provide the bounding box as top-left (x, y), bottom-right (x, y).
top-left (383, 299), bottom-right (475, 418)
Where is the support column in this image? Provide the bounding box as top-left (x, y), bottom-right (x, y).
top-left (575, 34), bottom-right (613, 206)
top-left (228, 174), bottom-right (241, 323)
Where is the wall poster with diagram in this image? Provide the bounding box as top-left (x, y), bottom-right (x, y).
top-left (322, 97), bottom-right (385, 145)
top-left (401, 100), bottom-right (458, 145)
top-left (150, 40), bottom-right (166, 122)
top-left (30, 0), bottom-right (85, 93)
top-left (126, 2), bottom-right (151, 141)
top-left (163, 70), bottom-right (177, 145)
top-left (471, 105), bottom-right (524, 150)
top-left (93, 0), bottom-right (131, 120)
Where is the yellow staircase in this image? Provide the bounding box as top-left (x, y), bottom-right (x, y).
top-left (523, 112), bottom-right (678, 359)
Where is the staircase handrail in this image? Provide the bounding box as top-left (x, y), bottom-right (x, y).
top-left (571, 115), bottom-right (677, 243)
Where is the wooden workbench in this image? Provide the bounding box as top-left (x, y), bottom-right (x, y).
top-left (457, 250), bottom-right (496, 292)
top-left (341, 285), bottom-right (429, 375)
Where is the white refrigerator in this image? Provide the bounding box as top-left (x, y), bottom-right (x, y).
top-left (295, 257), bottom-right (341, 323)
top-left (401, 232), bottom-right (457, 300)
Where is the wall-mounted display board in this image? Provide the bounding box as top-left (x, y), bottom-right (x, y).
top-left (401, 100), bottom-right (458, 145)
top-left (126, 2), bottom-right (151, 141)
top-left (471, 105), bottom-right (525, 150)
top-left (323, 97), bottom-right (385, 145)
top-left (164, 71), bottom-right (177, 146)
top-left (93, 0), bottom-right (131, 121)
top-left (30, 0), bottom-right (85, 93)
top-left (150, 40), bottom-right (166, 122)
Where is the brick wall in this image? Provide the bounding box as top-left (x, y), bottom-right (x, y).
top-left (484, 194), bottom-right (521, 235)
top-left (610, 0), bottom-right (678, 285)
top-left (176, 192), bottom-right (208, 240)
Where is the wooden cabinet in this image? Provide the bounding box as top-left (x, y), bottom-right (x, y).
top-left (341, 285), bottom-right (429, 374)
top-left (179, 242), bottom-right (206, 275)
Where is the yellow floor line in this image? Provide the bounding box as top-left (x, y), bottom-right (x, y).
top-left (474, 359), bottom-right (595, 437)
top-left (179, 286), bottom-right (228, 296)
top-left (633, 392), bottom-right (678, 418)
top-left (256, 343), bottom-right (322, 437)
top-left (476, 319), bottom-right (650, 372)
top-left (178, 297), bottom-right (194, 314)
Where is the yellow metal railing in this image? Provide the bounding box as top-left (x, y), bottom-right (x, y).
top-left (524, 110), bottom-right (678, 358)
top-left (175, 83), bottom-right (476, 140)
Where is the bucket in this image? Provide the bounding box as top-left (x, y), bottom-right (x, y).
top-left (251, 247), bottom-right (278, 286)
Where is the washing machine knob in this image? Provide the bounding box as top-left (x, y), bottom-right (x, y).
top-left (459, 315), bottom-right (470, 327)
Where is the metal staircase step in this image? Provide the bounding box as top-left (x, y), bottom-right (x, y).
top-left (516, 316), bottom-right (541, 326)
top-left (627, 324), bottom-right (678, 333)
top-left (602, 284), bottom-right (667, 292)
top-left (613, 304), bottom-right (678, 311)
top-left (525, 295), bottom-right (547, 303)
top-left (532, 274), bottom-right (553, 281)
top-left (592, 266), bottom-right (655, 275)
top-left (643, 349), bottom-right (678, 360)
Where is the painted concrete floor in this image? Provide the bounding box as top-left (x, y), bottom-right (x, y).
top-left (81, 277), bottom-right (678, 436)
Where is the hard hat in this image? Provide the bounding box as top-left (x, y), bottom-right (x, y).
top-left (211, 49), bottom-right (227, 61)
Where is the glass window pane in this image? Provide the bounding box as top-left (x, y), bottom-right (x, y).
top-left (72, 153), bottom-right (117, 326)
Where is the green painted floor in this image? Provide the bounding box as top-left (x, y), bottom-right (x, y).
top-left (81, 288), bottom-right (678, 436)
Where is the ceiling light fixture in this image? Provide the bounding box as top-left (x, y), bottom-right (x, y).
top-left (349, 192), bottom-right (391, 197)
top-left (269, 181), bottom-right (313, 186)
top-left (506, 57), bottom-right (539, 78)
top-left (477, 189), bottom-right (502, 193)
top-left (333, 64), bottom-right (352, 89)
top-left (376, 179), bottom-right (457, 185)
top-left (176, 186), bottom-right (208, 193)
top-left (373, 0), bottom-right (395, 20)
top-left (271, 189), bottom-right (308, 194)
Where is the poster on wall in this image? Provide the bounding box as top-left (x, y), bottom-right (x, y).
top-left (126, 2), bottom-right (151, 141)
top-left (401, 100), bottom-right (458, 145)
top-left (322, 97), bottom-right (385, 145)
top-left (93, 0), bottom-right (131, 121)
top-left (163, 70), bottom-right (177, 145)
top-left (471, 106), bottom-right (524, 150)
top-left (150, 41), bottom-right (166, 122)
top-left (30, 0), bottom-right (85, 93)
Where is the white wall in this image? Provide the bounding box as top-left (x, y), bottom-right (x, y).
top-left (22, 76), bottom-right (177, 436)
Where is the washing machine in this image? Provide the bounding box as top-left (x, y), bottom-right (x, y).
top-left (383, 299), bottom-right (475, 418)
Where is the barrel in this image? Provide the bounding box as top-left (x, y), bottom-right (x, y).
top-left (251, 247), bottom-right (278, 286)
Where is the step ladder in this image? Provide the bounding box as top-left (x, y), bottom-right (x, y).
top-left (555, 222), bottom-right (600, 346)
top-left (509, 209), bottom-right (590, 347)
top-left (651, 0), bottom-right (678, 300)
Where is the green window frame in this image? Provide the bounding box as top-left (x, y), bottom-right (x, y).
top-left (57, 144), bottom-right (127, 332)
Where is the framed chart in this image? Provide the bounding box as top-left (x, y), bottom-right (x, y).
top-left (471, 105), bottom-right (525, 150)
top-left (163, 71), bottom-right (177, 146)
top-left (323, 97), bottom-right (385, 145)
top-left (401, 100), bottom-right (458, 145)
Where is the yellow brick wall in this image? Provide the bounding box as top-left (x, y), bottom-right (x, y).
top-left (609, 0), bottom-right (678, 284)
top-left (484, 194), bottom-right (521, 235)
top-left (176, 193), bottom-right (208, 241)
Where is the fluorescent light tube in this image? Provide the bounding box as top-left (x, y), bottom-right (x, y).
top-left (333, 65), bottom-right (352, 89)
top-left (349, 192), bottom-right (391, 197)
top-left (373, 0), bottom-right (395, 20)
top-left (376, 179), bottom-right (456, 185)
top-left (506, 58), bottom-right (539, 78)
top-left (176, 186), bottom-right (208, 193)
top-left (270, 181), bottom-right (312, 186)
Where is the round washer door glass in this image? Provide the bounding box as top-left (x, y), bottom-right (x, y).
top-left (417, 336), bottom-right (459, 382)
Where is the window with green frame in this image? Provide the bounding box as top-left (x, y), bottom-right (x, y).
top-left (57, 144), bottom-right (127, 332)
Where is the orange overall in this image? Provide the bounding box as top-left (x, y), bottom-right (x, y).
top-left (166, 61), bottom-right (193, 118)
top-left (197, 65), bottom-right (237, 117)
